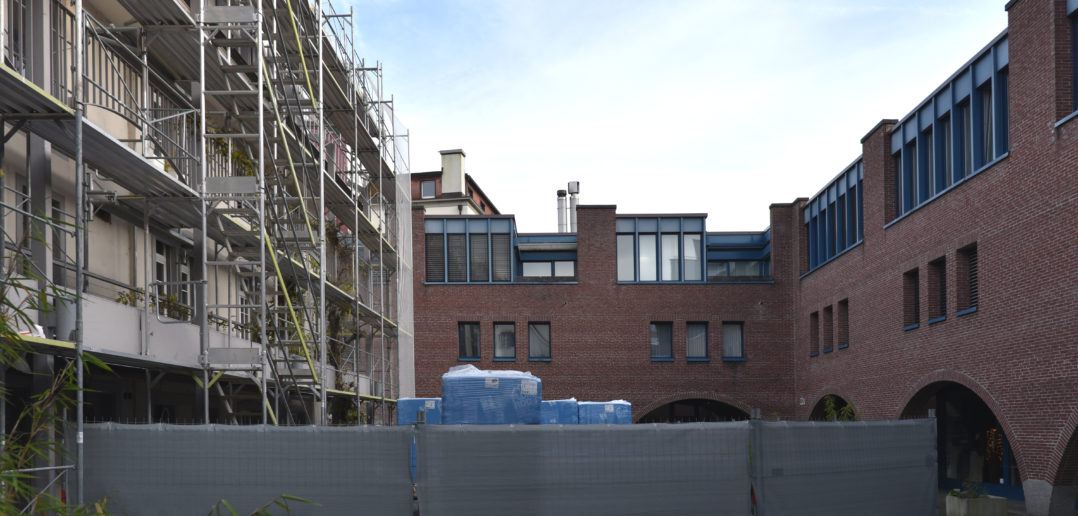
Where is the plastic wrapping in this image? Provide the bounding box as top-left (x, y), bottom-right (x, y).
top-left (578, 400), bottom-right (632, 424)
top-left (441, 365), bottom-right (542, 424)
top-left (397, 397), bottom-right (442, 425)
top-left (541, 398), bottom-right (579, 424)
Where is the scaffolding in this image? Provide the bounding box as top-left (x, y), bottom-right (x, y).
top-left (1, 0), bottom-right (412, 505)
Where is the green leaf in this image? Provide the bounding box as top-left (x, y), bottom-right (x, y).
top-left (279, 494), bottom-right (320, 506)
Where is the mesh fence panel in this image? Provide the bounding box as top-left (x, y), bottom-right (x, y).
top-left (82, 423), bottom-right (413, 515)
top-left (415, 422), bottom-right (751, 516)
top-left (752, 419), bottom-right (937, 516)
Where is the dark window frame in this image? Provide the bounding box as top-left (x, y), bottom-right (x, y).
top-left (458, 322), bottom-right (481, 361)
top-left (528, 322), bottom-right (552, 361)
top-left (649, 322), bottom-right (673, 361)
top-left (721, 321), bottom-right (745, 361)
top-left (686, 322), bottom-right (709, 361)
top-left (493, 322), bottom-right (515, 361)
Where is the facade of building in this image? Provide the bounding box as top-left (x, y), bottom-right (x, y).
top-left (412, 1), bottom-right (1078, 513)
top-left (0, 0), bottom-right (413, 434)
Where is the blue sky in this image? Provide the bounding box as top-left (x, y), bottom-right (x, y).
top-left (347, 0), bottom-right (1007, 232)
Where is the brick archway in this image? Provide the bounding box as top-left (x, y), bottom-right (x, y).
top-left (634, 393), bottom-right (751, 423)
top-left (809, 394), bottom-right (852, 421)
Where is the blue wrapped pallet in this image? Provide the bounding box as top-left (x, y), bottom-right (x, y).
top-left (578, 400), bottom-right (632, 424)
top-left (541, 398), bottom-right (579, 424)
top-left (397, 397), bottom-right (442, 425)
top-left (441, 365), bottom-right (542, 424)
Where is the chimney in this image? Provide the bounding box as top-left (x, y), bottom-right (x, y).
top-left (568, 181), bottom-right (580, 233)
top-left (439, 149), bottom-right (466, 196)
top-left (557, 190), bottom-right (567, 233)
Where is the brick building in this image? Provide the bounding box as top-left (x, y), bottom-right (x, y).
top-left (413, 1), bottom-right (1078, 513)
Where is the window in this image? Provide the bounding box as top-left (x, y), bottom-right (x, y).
top-left (649, 322), bottom-right (672, 360)
top-left (458, 322), bottom-right (480, 360)
top-left (903, 268), bottom-right (920, 330)
top-left (528, 323), bottom-right (551, 360)
top-left (996, 68), bottom-right (1009, 154)
top-left (722, 322), bottom-right (744, 360)
top-left (553, 261), bottom-right (575, 277)
top-left (919, 128), bottom-right (932, 202)
top-left (425, 218), bottom-right (512, 283)
top-left (521, 261), bottom-right (576, 278)
top-left (494, 323), bottom-right (515, 360)
top-left (469, 232), bottom-right (489, 281)
top-left (447, 233), bottom-right (467, 282)
top-left (1073, 12), bottom-right (1078, 112)
top-left (661, 234), bottom-right (679, 281)
top-left (805, 162), bottom-right (863, 269)
top-left (638, 234), bottom-right (657, 281)
top-left (616, 234), bottom-right (635, 281)
top-left (822, 305), bottom-right (834, 353)
top-left (902, 141), bottom-right (916, 212)
top-left (937, 114), bottom-right (953, 192)
top-left (837, 299), bottom-right (849, 349)
top-left (522, 262), bottom-right (550, 277)
top-left (957, 243), bottom-right (979, 314)
top-left (420, 180), bottom-right (435, 199)
top-left (708, 261), bottom-right (765, 279)
top-left (153, 239), bottom-right (192, 319)
top-left (686, 322), bottom-right (708, 361)
top-left (959, 101), bottom-right (972, 179)
top-left (809, 311), bottom-right (820, 356)
top-left (684, 234), bottom-right (702, 281)
top-left (928, 257), bottom-right (947, 323)
top-left (976, 82), bottom-right (993, 168)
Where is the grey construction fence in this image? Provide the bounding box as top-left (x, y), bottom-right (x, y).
top-left (82, 419), bottom-right (936, 515)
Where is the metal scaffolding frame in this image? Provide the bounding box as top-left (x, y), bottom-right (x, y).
top-left (0, 0), bottom-right (411, 504)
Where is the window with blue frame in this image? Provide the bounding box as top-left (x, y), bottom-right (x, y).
top-left (494, 322), bottom-right (515, 360)
top-left (809, 311), bottom-right (820, 356)
top-left (721, 322), bottom-right (744, 360)
top-left (425, 218), bottom-right (512, 283)
top-left (903, 268), bottom-right (920, 330)
top-left (616, 217), bottom-right (704, 283)
top-left (686, 322), bottom-right (708, 361)
top-left (650, 322), bottom-right (673, 361)
top-left (459, 322), bottom-right (480, 360)
top-left (805, 161), bottom-right (863, 272)
top-left (837, 299), bottom-right (849, 349)
top-left (891, 37), bottom-right (1008, 222)
top-left (928, 257), bottom-right (947, 323)
top-left (528, 322), bottom-right (551, 360)
top-left (822, 306), bottom-right (834, 353)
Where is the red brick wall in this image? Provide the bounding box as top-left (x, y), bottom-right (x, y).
top-left (794, 0), bottom-right (1078, 483)
top-left (413, 204), bottom-right (799, 421)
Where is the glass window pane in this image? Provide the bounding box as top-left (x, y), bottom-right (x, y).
top-left (617, 235), bottom-right (635, 282)
top-left (529, 323), bottom-right (551, 359)
top-left (425, 234), bottom-right (445, 282)
top-left (722, 322), bottom-right (743, 359)
top-left (687, 323), bottom-right (707, 359)
top-left (459, 323), bottom-right (480, 359)
top-left (447, 234), bottom-right (467, 282)
top-left (684, 234), bottom-right (702, 281)
top-left (639, 234), bottom-right (657, 281)
top-left (522, 262), bottom-right (551, 277)
top-left (650, 322), bottom-right (672, 359)
top-left (469, 234), bottom-right (489, 281)
top-left (491, 234), bottom-right (511, 281)
top-left (554, 261), bottom-right (575, 277)
top-left (420, 180), bottom-right (435, 198)
top-left (730, 261), bottom-right (760, 277)
top-left (708, 261), bottom-right (729, 280)
top-left (494, 323), bottom-right (515, 359)
top-left (661, 234), bottom-right (680, 281)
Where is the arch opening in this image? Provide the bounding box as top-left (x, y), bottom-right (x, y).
top-left (809, 395), bottom-right (852, 421)
top-left (637, 398), bottom-right (748, 423)
top-left (902, 381), bottom-right (1021, 499)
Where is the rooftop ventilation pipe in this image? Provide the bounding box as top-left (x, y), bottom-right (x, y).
top-left (568, 181), bottom-right (580, 233)
top-left (557, 190), bottom-right (568, 233)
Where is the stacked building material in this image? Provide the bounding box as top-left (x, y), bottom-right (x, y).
top-left (441, 365), bottom-right (542, 424)
top-left (540, 398), bottom-right (579, 424)
top-left (578, 400), bottom-right (632, 424)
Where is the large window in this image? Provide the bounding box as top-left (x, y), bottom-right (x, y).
top-left (686, 322), bottom-right (708, 361)
top-left (425, 218), bottom-right (512, 283)
top-left (809, 311), bottom-right (820, 356)
top-left (722, 322), bottom-right (744, 360)
top-left (975, 82), bottom-right (993, 168)
top-left (805, 161), bottom-right (863, 271)
top-left (522, 261), bottom-right (575, 278)
top-left (528, 323), bottom-right (551, 360)
top-left (616, 218), bottom-right (704, 283)
top-left (494, 323), bottom-right (515, 361)
top-left (650, 322), bottom-right (673, 361)
top-left (458, 322), bottom-right (480, 360)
